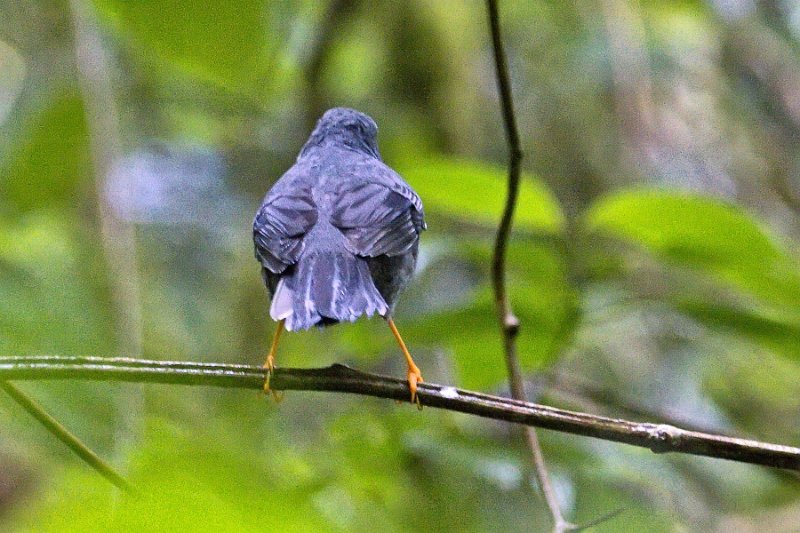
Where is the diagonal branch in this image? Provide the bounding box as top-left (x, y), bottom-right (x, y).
top-left (0, 381), bottom-right (132, 492)
top-left (2, 356), bottom-right (799, 471)
top-left (484, 0), bottom-right (570, 530)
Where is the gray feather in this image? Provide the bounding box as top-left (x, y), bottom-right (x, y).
top-left (279, 252), bottom-right (387, 331)
top-left (253, 189), bottom-right (317, 273)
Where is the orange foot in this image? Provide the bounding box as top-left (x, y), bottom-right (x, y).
top-left (407, 364), bottom-right (424, 409)
top-left (262, 355), bottom-right (283, 403)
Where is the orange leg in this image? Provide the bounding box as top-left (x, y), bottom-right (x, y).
top-left (262, 319), bottom-right (285, 402)
top-left (386, 317), bottom-right (424, 407)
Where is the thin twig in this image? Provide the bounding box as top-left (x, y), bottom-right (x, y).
top-left (0, 381), bottom-right (132, 492)
top-left (484, 1), bottom-right (572, 530)
top-left (1, 356), bottom-right (799, 471)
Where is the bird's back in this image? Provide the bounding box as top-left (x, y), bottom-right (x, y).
top-left (253, 113), bottom-right (425, 331)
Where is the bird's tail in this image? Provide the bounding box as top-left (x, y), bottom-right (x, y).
top-left (270, 252), bottom-right (388, 331)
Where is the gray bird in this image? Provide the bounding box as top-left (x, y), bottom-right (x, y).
top-left (253, 107), bottom-right (426, 402)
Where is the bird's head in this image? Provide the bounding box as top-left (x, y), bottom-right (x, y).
top-left (301, 107), bottom-right (381, 160)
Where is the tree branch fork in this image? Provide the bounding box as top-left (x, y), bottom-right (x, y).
top-left (2, 355), bottom-right (798, 472)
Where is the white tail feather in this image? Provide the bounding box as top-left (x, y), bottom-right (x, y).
top-left (269, 279), bottom-right (294, 330)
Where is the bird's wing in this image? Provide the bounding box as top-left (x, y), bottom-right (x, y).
top-left (253, 187), bottom-right (317, 273)
top-left (330, 175), bottom-right (425, 258)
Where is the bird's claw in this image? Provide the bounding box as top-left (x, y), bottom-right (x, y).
top-left (262, 355), bottom-right (275, 392)
top-left (263, 355), bottom-right (283, 403)
top-left (408, 367), bottom-right (424, 409)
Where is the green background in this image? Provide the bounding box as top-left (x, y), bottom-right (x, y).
top-left (1, 0), bottom-right (799, 530)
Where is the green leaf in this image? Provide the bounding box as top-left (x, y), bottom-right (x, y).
top-left (584, 190), bottom-right (800, 313)
top-left (396, 158), bottom-right (564, 233)
top-left (0, 93), bottom-right (91, 216)
top-left (91, 0), bottom-right (282, 96)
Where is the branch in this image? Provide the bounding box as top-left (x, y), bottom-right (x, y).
top-left (0, 382), bottom-right (132, 492)
top-left (485, 1), bottom-right (570, 530)
top-left (2, 356), bottom-right (798, 471)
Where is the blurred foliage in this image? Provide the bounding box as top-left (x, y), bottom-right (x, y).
top-left (0, 93), bottom-right (91, 216)
top-left (585, 190), bottom-right (800, 313)
top-left (398, 157), bottom-right (565, 233)
top-left (1, 0), bottom-right (800, 531)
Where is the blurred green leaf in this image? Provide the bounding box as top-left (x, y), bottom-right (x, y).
top-left (0, 93), bottom-right (91, 216)
top-left (92, 0), bottom-right (281, 96)
top-left (397, 158), bottom-right (565, 233)
top-left (584, 190), bottom-right (800, 313)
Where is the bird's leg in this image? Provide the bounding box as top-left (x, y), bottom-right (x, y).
top-left (262, 319), bottom-right (285, 402)
top-left (386, 317), bottom-right (423, 407)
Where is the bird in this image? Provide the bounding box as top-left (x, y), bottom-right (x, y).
top-left (253, 107), bottom-right (426, 404)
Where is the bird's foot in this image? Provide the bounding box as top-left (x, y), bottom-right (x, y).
top-left (262, 355), bottom-right (284, 403)
top-left (407, 365), bottom-right (424, 409)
